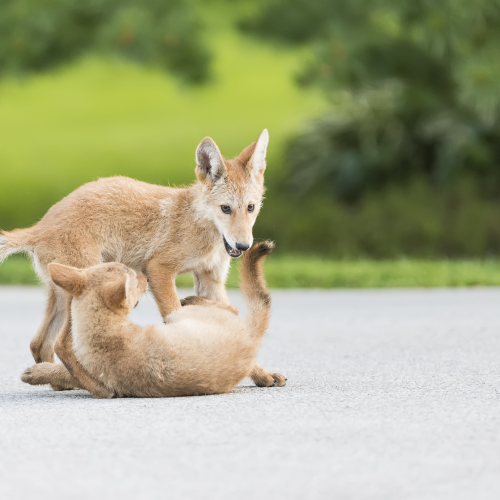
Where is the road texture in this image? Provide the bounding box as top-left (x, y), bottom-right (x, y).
top-left (0, 286), bottom-right (499, 500)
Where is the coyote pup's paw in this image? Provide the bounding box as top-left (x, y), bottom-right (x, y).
top-left (180, 296), bottom-right (239, 315)
top-left (21, 364), bottom-right (48, 386)
top-left (180, 296), bottom-right (204, 307)
top-left (253, 371), bottom-right (287, 388)
top-left (270, 373), bottom-right (287, 387)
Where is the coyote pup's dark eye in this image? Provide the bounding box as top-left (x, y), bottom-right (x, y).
top-left (221, 205), bottom-right (231, 214)
top-left (248, 204), bottom-right (255, 212)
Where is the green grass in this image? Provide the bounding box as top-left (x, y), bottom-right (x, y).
top-left (0, 6), bottom-right (325, 231)
top-left (0, 256), bottom-right (40, 285)
top-left (3, 255), bottom-right (500, 288)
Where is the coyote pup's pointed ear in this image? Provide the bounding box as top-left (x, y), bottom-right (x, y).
top-left (240, 129), bottom-right (269, 180)
top-left (48, 263), bottom-right (86, 296)
top-left (195, 137), bottom-right (226, 184)
top-left (103, 274), bottom-right (130, 311)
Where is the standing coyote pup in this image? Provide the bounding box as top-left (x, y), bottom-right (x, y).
top-left (21, 242), bottom-right (276, 398)
top-left (0, 130), bottom-right (285, 398)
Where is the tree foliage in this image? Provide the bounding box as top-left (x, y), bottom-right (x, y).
top-left (242, 0), bottom-right (500, 200)
top-left (0, 0), bottom-right (210, 83)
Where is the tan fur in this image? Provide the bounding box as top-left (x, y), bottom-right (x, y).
top-left (1, 130), bottom-right (284, 389)
top-left (21, 242), bottom-right (284, 398)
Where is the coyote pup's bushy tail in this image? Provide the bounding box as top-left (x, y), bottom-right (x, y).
top-left (0, 229), bottom-right (32, 264)
top-left (240, 240), bottom-right (274, 338)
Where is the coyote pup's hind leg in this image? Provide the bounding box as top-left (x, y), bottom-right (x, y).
top-left (30, 286), bottom-right (65, 363)
top-left (21, 362), bottom-right (84, 391)
top-left (30, 245), bottom-right (102, 363)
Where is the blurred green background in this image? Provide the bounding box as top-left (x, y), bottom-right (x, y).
top-left (2, 0), bottom-right (500, 287)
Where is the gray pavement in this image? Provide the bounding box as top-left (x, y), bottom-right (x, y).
top-left (0, 286), bottom-right (499, 500)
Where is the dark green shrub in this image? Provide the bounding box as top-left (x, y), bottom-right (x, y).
top-left (243, 0), bottom-right (500, 200)
top-left (286, 99), bottom-right (500, 201)
top-left (256, 178), bottom-right (500, 258)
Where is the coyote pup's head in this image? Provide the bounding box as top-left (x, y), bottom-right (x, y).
top-left (48, 262), bottom-right (148, 314)
top-left (195, 129), bottom-right (269, 258)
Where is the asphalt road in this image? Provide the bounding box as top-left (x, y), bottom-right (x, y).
top-left (0, 286), bottom-right (499, 500)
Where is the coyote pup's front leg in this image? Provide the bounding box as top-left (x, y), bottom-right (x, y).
top-left (54, 297), bottom-right (115, 399)
top-left (145, 259), bottom-right (182, 319)
top-left (194, 269), bottom-right (231, 304)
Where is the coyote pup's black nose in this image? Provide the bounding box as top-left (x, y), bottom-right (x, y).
top-left (235, 243), bottom-right (250, 251)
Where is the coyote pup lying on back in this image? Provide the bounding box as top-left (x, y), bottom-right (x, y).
top-left (0, 130), bottom-right (285, 397)
top-left (21, 242), bottom-right (278, 398)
